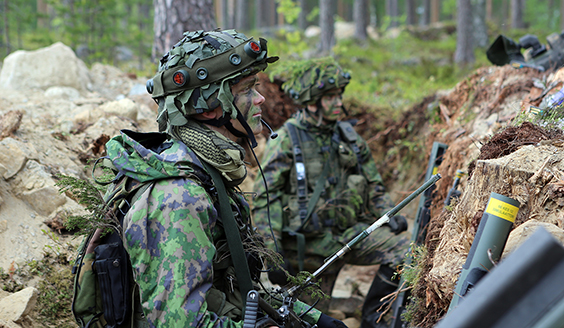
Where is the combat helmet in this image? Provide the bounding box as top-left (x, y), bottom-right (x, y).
top-left (274, 57), bottom-right (351, 105)
top-left (146, 29), bottom-right (278, 139)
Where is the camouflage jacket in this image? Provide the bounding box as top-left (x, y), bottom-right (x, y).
top-left (105, 129), bottom-right (321, 328)
top-left (252, 110), bottom-right (393, 257)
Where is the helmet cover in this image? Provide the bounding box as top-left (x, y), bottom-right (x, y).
top-left (271, 57), bottom-right (351, 105)
top-left (147, 29), bottom-right (278, 132)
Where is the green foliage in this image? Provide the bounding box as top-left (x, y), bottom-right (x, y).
top-left (400, 243), bottom-right (428, 323)
top-left (306, 7), bottom-right (319, 22)
top-left (33, 232), bottom-right (76, 327)
top-left (277, 0), bottom-right (301, 24)
top-left (55, 173), bottom-right (116, 236)
top-left (287, 271), bottom-right (329, 301)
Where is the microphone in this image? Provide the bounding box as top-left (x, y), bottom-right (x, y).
top-left (261, 119), bottom-right (278, 139)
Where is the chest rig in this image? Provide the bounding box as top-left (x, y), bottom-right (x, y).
top-left (284, 120), bottom-right (366, 269)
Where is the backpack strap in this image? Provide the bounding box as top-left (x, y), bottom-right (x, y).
top-left (201, 161), bottom-right (254, 311)
top-left (285, 122), bottom-right (308, 222)
top-left (284, 122), bottom-right (334, 271)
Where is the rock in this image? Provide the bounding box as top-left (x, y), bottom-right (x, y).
top-left (304, 26), bottom-right (321, 38)
top-left (0, 138), bottom-right (32, 179)
top-left (0, 287), bottom-right (38, 324)
top-left (20, 186), bottom-right (67, 217)
top-left (44, 86), bottom-right (81, 101)
top-left (0, 42), bottom-right (91, 93)
top-left (0, 110), bottom-right (23, 140)
top-left (335, 21), bottom-right (355, 40)
top-left (503, 220), bottom-right (564, 258)
top-left (99, 98), bottom-right (138, 121)
top-left (0, 318), bottom-right (20, 328)
top-left (327, 309), bottom-right (346, 320)
top-left (342, 317), bottom-right (361, 328)
top-left (330, 295), bottom-right (364, 316)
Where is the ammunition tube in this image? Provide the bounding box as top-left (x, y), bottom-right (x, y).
top-left (448, 192), bottom-right (520, 312)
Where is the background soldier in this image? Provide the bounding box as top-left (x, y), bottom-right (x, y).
top-left (252, 57), bottom-right (409, 328)
top-left (103, 30), bottom-right (346, 328)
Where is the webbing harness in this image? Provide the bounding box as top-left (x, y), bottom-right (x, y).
top-left (284, 121), bottom-right (363, 270)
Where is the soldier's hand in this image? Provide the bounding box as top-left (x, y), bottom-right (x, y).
top-left (268, 267), bottom-right (289, 286)
top-left (267, 256), bottom-right (295, 286)
top-left (387, 215), bottom-right (408, 234)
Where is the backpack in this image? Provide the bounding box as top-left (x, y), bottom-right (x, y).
top-left (71, 174), bottom-right (151, 328)
top-left (70, 157), bottom-right (258, 327)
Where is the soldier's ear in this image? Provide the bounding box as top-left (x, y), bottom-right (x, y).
top-left (195, 106), bottom-right (222, 120)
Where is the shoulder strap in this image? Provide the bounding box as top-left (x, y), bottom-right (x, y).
top-left (201, 161), bottom-right (253, 310)
top-left (337, 120), bottom-right (363, 173)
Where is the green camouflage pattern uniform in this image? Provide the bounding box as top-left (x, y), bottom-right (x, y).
top-left (252, 110), bottom-right (409, 311)
top-left (105, 129), bottom-right (321, 328)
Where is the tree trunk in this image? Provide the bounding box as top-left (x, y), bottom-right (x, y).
top-left (298, 0), bottom-right (307, 29)
top-left (235, 0), bottom-right (249, 30)
top-left (510, 0), bottom-right (524, 28)
top-left (386, 0), bottom-right (399, 28)
top-left (37, 0), bottom-right (49, 29)
top-left (3, 0), bottom-right (10, 56)
top-left (501, 0), bottom-right (508, 30)
top-left (319, 0), bottom-right (335, 53)
top-left (486, 0), bottom-right (492, 21)
top-left (472, 0), bottom-right (488, 48)
top-left (431, 0), bottom-right (440, 23)
top-left (421, 0), bottom-right (431, 26)
top-left (256, 0), bottom-right (264, 28)
top-left (455, 0), bottom-right (475, 64)
top-left (152, 0), bottom-right (217, 61)
top-left (370, 0), bottom-right (377, 27)
top-left (354, 0), bottom-right (368, 40)
top-left (406, 0), bottom-right (416, 26)
top-left (137, 1), bottom-right (152, 70)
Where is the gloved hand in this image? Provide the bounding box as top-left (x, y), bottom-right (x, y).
top-left (268, 267), bottom-right (289, 286)
top-left (387, 215), bottom-right (408, 235)
top-left (317, 313), bottom-right (348, 328)
top-left (267, 256), bottom-right (295, 286)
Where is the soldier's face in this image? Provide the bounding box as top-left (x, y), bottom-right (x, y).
top-left (319, 88), bottom-right (344, 122)
top-left (230, 75), bottom-right (265, 136)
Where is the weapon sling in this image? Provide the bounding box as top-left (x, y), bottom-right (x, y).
top-left (202, 161), bottom-right (254, 312)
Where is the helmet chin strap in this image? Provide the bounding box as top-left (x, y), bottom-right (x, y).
top-left (197, 103), bottom-right (259, 148)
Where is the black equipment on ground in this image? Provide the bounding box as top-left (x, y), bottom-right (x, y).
top-left (487, 31), bottom-right (564, 71)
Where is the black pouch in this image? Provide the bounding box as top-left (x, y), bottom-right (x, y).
top-left (94, 232), bottom-right (131, 328)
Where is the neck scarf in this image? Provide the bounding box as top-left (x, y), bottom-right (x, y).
top-left (174, 120), bottom-right (247, 187)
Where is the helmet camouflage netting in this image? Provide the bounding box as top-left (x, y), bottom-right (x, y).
top-left (146, 29), bottom-right (278, 133)
top-left (270, 57), bottom-right (351, 105)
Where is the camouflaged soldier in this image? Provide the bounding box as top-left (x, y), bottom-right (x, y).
top-left (101, 30), bottom-right (348, 328)
top-left (252, 57), bottom-right (410, 328)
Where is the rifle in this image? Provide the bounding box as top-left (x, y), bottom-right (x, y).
top-left (444, 169), bottom-right (464, 207)
top-left (391, 142), bottom-right (447, 328)
top-left (249, 174), bottom-right (442, 328)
